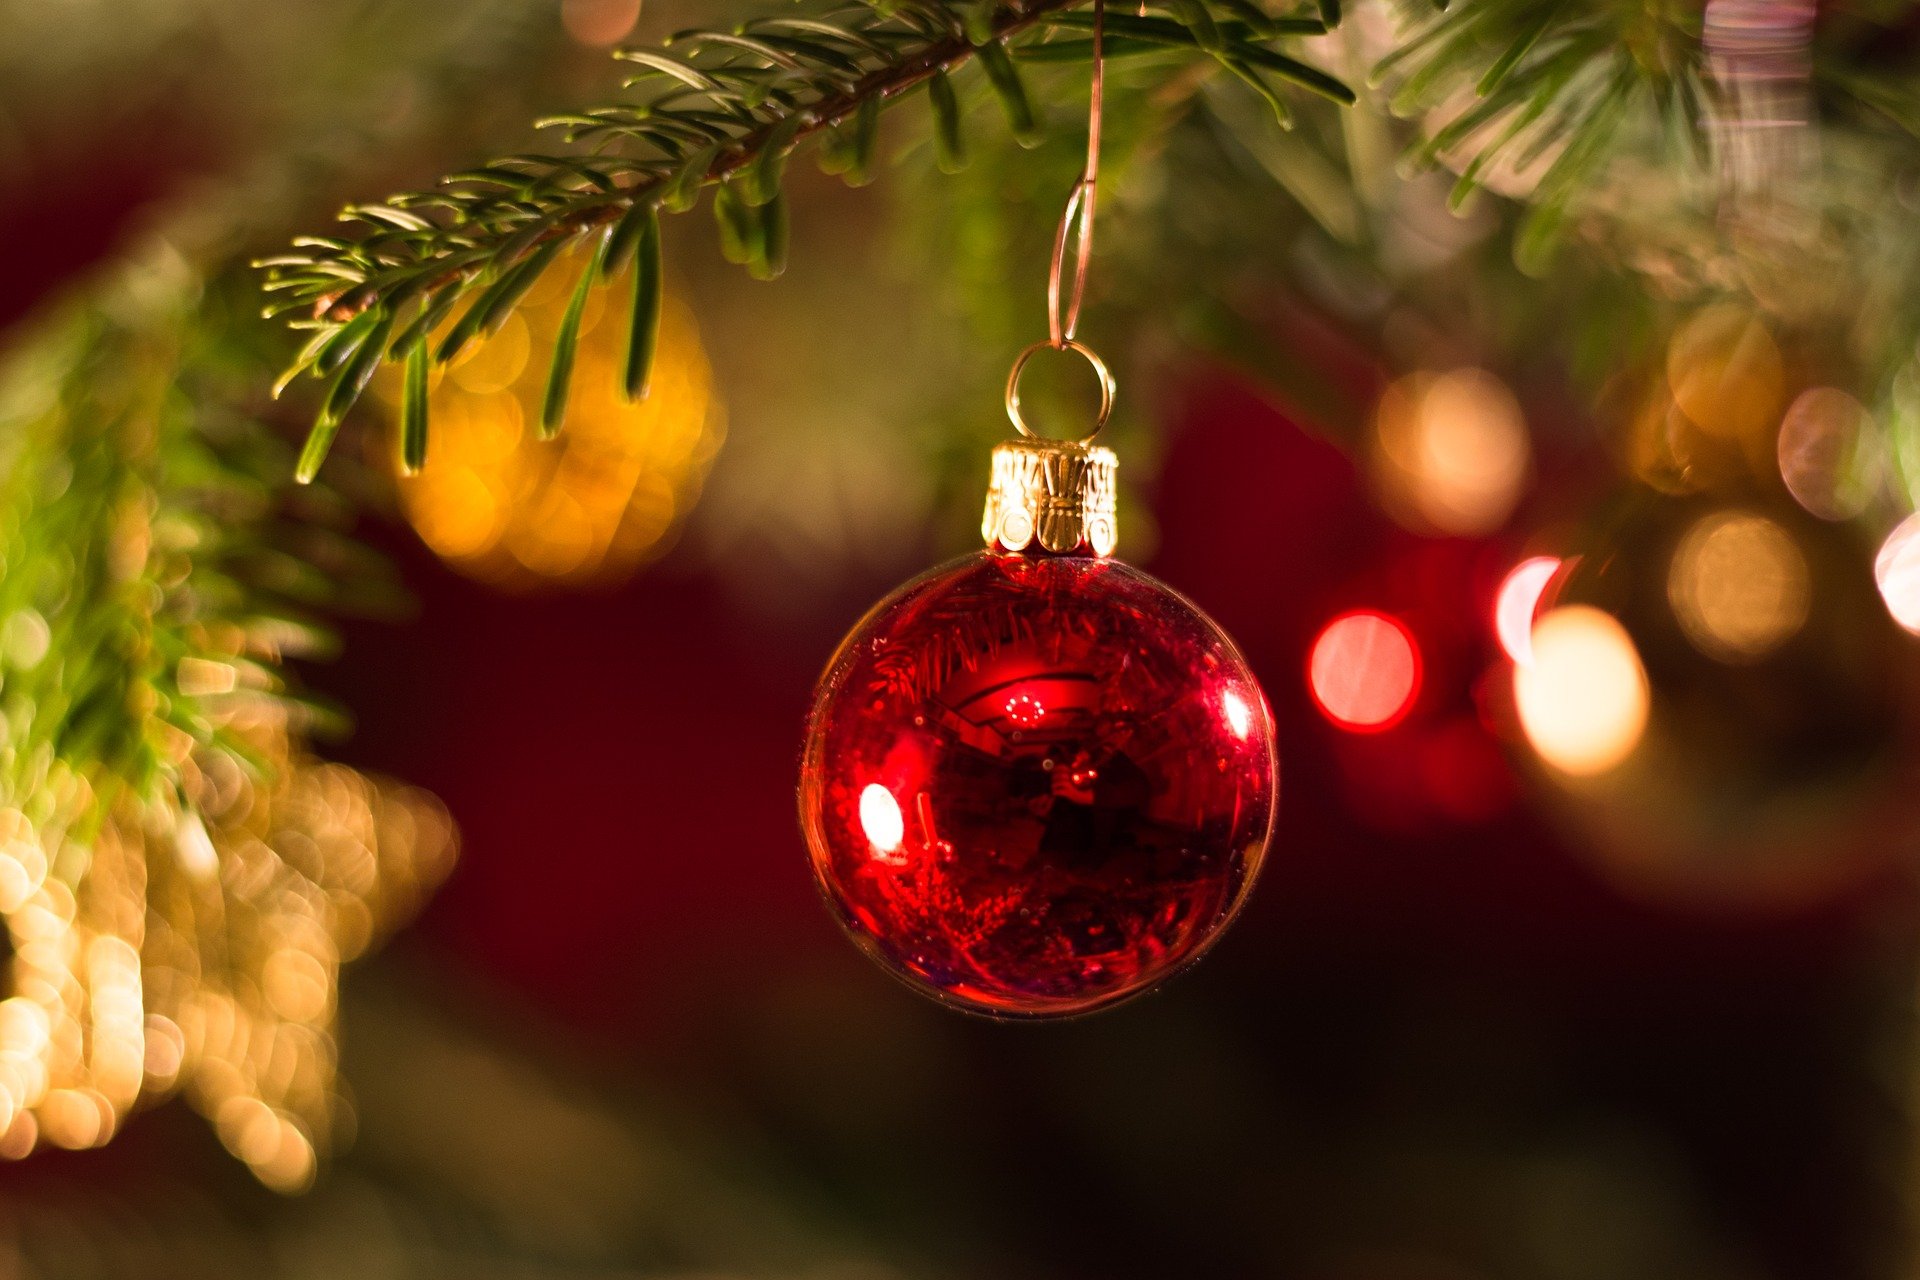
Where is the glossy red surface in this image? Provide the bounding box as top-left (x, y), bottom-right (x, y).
top-left (800, 551), bottom-right (1278, 1017)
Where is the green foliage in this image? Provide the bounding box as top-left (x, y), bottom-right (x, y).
top-left (0, 268), bottom-right (392, 827)
top-left (258, 0), bottom-right (1346, 480)
top-left (623, 210), bottom-right (664, 401)
top-left (1376, 0), bottom-right (1705, 238)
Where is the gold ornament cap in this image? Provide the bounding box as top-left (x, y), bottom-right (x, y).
top-left (981, 438), bottom-right (1118, 557)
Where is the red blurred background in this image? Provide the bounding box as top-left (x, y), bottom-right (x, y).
top-left (3, 49), bottom-right (1913, 1280)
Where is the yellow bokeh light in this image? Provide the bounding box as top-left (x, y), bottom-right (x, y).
top-left (562, 0), bottom-right (641, 45)
top-left (1666, 303), bottom-right (1784, 442)
top-left (378, 247), bottom-right (724, 591)
top-left (0, 709), bottom-right (455, 1184)
top-left (1373, 368), bottom-right (1530, 536)
top-left (1667, 511), bottom-right (1810, 662)
top-left (1515, 606), bottom-right (1650, 776)
top-left (1623, 388), bottom-right (1702, 494)
top-left (36, 1087), bottom-right (107, 1150)
top-left (448, 312), bottom-right (531, 396)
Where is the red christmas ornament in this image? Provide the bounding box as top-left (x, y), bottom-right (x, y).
top-left (800, 415), bottom-right (1278, 1017)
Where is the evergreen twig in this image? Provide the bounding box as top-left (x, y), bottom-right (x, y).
top-left (258, 0), bottom-right (1344, 479)
top-left (1378, 0), bottom-right (1702, 243)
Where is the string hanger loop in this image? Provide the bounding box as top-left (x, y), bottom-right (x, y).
top-left (1005, 0), bottom-right (1113, 444)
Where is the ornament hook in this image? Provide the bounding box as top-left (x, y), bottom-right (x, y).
top-left (1047, 177), bottom-right (1097, 352)
top-left (1003, 0), bottom-right (1114, 444)
top-left (1004, 338), bottom-right (1116, 442)
top-left (1045, 0), bottom-right (1103, 350)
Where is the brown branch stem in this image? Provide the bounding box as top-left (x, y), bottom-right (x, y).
top-left (321, 0), bottom-right (1096, 324)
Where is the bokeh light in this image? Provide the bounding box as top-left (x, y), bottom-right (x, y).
top-left (1777, 388), bottom-right (1880, 520)
top-left (1874, 512), bottom-right (1920, 634)
top-left (377, 246), bottom-right (724, 591)
top-left (1666, 303), bottom-right (1784, 442)
top-left (562, 0), bottom-right (641, 46)
top-left (1495, 555), bottom-right (1562, 666)
top-left (1667, 511), bottom-right (1810, 662)
top-left (0, 710), bottom-right (455, 1188)
top-left (1373, 369), bottom-right (1530, 536)
top-left (1515, 606), bottom-right (1649, 776)
top-left (1309, 611), bottom-right (1421, 732)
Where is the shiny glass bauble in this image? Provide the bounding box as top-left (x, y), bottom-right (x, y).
top-left (800, 551), bottom-right (1277, 1017)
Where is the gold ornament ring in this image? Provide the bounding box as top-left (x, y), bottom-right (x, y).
top-left (1003, 339), bottom-right (1116, 444)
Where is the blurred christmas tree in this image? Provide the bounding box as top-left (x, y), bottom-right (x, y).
top-left (9, 0), bottom-right (1920, 1277)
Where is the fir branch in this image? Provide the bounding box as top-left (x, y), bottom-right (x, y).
top-left (259, 0), bottom-right (1345, 480)
top-left (1377, 0), bottom-right (1701, 234)
top-left (0, 281), bottom-right (377, 820)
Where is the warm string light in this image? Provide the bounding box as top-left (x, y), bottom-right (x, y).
top-left (1667, 510), bottom-right (1810, 662)
top-left (376, 244), bottom-right (723, 591)
top-left (561, 0), bottom-right (641, 46)
top-left (0, 708), bottom-right (454, 1189)
top-left (1308, 610), bottom-right (1422, 733)
top-left (1625, 302), bottom-right (1782, 493)
top-left (1630, 302), bottom-right (1886, 526)
top-left (1666, 303), bottom-right (1785, 443)
top-left (1496, 303), bottom-right (1905, 783)
top-left (1371, 369), bottom-right (1530, 537)
top-left (1514, 606), bottom-right (1650, 776)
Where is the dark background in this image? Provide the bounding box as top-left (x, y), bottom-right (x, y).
top-left (2, 41), bottom-right (1915, 1280)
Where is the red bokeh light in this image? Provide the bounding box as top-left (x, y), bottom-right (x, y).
top-left (1308, 610), bottom-right (1422, 733)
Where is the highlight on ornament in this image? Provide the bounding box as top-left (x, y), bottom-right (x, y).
top-left (858, 783), bottom-right (907, 863)
top-left (1514, 606), bottom-right (1650, 777)
top-left (1308, 610), bottom-right (1422, 733)
top-left (1221, 689), bottom-right (1255, 740)
top-left (373, 245), bottom-right (724, 591)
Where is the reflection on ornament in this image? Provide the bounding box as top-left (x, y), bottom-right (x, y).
top-left (858, 783), bottom-right (906, 860)
top-left (0, 706), bottom-right (454, 1188)
top-left (376, 248), bottom-right (723, 590)
top-left (1494, 556), bottom-right (1562, 667)
top-left (1667, 511), bottom-right (1810, 662)
top-left (1372, 368), bottom-right (1529, 536)
top-left (1221, 689), bottom-right (1254, 740)
top-left (1309, 610), bottom-right (1421, 732)
top-left (1666, 303), bottom-right (1784, 442)
top-left (1778, 388), bottom-right (1881, 521)
top-left (1514, 606), bottom-right (1648, 776)
top-left (801, 554), bottom-right (1276, 1018)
